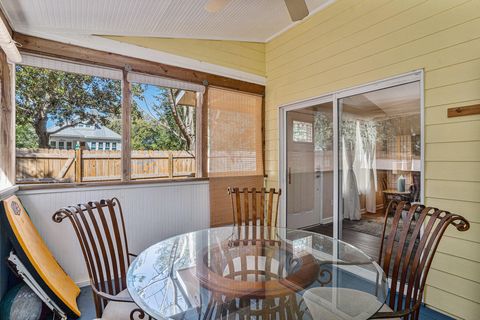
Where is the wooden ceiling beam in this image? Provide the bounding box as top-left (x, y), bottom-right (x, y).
top-left (13, 32), bottom-right (265, 95)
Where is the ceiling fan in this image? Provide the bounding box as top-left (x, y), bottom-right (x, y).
top-left (204, 0), bottom-right (309, 22)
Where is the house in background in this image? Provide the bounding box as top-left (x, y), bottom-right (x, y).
top-left (48, 124), bottom-right (121, 151)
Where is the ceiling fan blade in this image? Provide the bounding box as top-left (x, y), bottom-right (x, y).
top-left (204, 0), bottom-right (231, 13)
top-left (284, 0), bottom-right (309, 21)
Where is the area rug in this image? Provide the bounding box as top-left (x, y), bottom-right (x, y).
top-left (342, 219), bottom-right (385, 238)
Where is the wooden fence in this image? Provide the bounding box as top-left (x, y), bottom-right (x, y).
top-left (16, 148), bottom-right (196, 183)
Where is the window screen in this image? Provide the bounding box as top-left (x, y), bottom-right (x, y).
top-left (207, 87), bottom-right (263, 177)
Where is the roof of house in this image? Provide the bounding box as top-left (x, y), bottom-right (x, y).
top-left (47, 124), bottom-right (121, 141)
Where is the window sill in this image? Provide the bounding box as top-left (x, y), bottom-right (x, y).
top-left (0, 185), bottom-right (19, 199)
top-left (16, 177), bottom-right (209, 192)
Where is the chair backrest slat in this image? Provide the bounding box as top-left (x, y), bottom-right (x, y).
top-left (53, 198), bottom-right (131, 318)
top-left (379, 200), bottom-right (469, 319)
top-left (94, 201), bottom-right (119, 294)
top-left (234, 187), bottom-right (242, 226)
top-left (251, 187), bottom-right (257, 224)
top-left (228, 187), bottom-right (281, 228)
top-left (260, 188), bottom-right (265, 227)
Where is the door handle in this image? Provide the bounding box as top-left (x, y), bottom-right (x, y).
top-left (288, 167), bottom-right (292, 184)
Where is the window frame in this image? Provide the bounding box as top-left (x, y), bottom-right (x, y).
top-left (14, 59), bottom-right (207, 186)
top-left (12, 53), bottom-right (265, 189)
top-left (0, 34), bottom-right (267, 191)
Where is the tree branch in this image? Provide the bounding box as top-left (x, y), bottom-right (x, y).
top-left (48, 121), bottom-right (81, 135)
top-left (168, 89), bottom-right (193, 150)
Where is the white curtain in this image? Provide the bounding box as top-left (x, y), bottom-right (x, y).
top-left (352, 121), bottom-right (377, 214)
top-left (364, 139), bottom-right (377, 213)
top-left (342, 136), bottom-right (361, 220)
top-left (353, 122), bottom-right (367, 194)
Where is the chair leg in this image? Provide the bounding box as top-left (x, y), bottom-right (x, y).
top-left (130, 307), bottom-right (153, 320)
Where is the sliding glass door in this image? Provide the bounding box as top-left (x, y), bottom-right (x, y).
top-left (283, 72), bottom-right (423, 251)
top-left (338, 81), bottom-right (421, 251)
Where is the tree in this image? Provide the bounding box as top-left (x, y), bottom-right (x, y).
top-left (16, 65), bottom-right (123, 148)
top-left (133, 86), bottom-right (195, 152)
top-left (16, 123), bottom-right (39, 148)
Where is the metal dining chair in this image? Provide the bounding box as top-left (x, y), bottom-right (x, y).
top-left (52, 198), bottom-right (152, 320)
top-left (227, 187), bottom-right (282, 227)
top-left (305, 200), bottom-right (469, 320)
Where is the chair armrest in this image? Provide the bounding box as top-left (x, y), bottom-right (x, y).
top-left (91, 285), bottom-right (134, 303)
top-left (128, 252), bottom-right (138, 263)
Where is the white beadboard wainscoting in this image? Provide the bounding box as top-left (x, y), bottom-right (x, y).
top-left (17, 180), bottom-right (210, 286)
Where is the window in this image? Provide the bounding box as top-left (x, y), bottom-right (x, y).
top-left (207, 87), bottom-right (263, 177)
top-left (15, 56), bottom-right (122, 184)
top-left (90, 141), bottom-right (96, 150)
top-left (111, 142), bottom-right (117, 151)
top-left (98, 142), bottom-right (104, 150)
top-left (293, 120), bottom-right (313, 143)
top-left (128, 72), bottom-right (203, 180)
top-left (105, 142), bottom-right (110, 150)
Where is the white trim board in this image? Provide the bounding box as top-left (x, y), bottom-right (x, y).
top-left (16, 180), bottom-right (209, 196)
top-left (14, 29), bottom-right (267, 86)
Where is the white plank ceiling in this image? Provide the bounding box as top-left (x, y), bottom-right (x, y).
top-left (0, 0), bottom-right (333, 42)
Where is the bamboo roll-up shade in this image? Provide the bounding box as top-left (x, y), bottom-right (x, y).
top-left (207, 87), bottom-right (263, 177)
top-left (21, 54), bottom-right (122, 80)
top-left (128, 72), bottom-right (205, 93)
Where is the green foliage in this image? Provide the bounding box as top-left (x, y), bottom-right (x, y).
top-left (131, 117), bottom-right (177, 150)
top-left (15, 123), bottom-right (39, 148)
top-left (132, 85), bottom-right (195, 152)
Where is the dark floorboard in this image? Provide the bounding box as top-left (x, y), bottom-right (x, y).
top-left (305, 224), bottom-right (382, 261)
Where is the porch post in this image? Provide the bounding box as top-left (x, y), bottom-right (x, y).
top-left (121, 67), bottom-right (131, 182)
top-left (0, 51), bottom-right (15, 187)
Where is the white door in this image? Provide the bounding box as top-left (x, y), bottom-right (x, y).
top-left (286, 102), bottom-right (334, 229)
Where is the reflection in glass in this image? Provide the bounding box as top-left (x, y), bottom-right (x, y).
top-left (338, 82), bottom-right (421, 224)
top-left (127, 227), bottom-right (387, 320)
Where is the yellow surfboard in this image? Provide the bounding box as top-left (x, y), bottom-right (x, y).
top-left (1, 195), bottom-right (81, 318)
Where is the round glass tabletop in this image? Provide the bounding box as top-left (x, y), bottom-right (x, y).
top-left (127, 226), bottom-right (387, 320)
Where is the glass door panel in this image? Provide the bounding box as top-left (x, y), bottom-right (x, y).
top-left (338, 81), bottom-right (421, 254)
top-left (286, 102), bottom-right (334, 233)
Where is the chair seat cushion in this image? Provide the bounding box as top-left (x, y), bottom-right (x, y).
top-left (98, 289), bottom-right (147, 320)
top-left (303, 287), bottom-right (398, 320)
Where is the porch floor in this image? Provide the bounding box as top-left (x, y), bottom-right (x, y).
top-left (77, 283), bottom-right (453, 320)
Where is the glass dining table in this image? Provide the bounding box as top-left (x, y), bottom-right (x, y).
top-left (127, 226), bottom-right (387, 320)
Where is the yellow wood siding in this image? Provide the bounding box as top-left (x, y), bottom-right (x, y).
top-left (265, 0), bottom-right (480, 318)
top-left (104, 36), bottom-right (265, 76)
